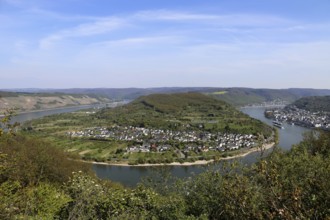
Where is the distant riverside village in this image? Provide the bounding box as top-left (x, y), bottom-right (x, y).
top-left (265, 106), bottom-right (330, 130)
top-left (242, 99), bottom-right (289, 108)
top-left (67, 126), bottom-right (269, 154)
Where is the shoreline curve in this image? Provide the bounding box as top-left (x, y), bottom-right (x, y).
top-left (87, 142), bottom-right (276, 167)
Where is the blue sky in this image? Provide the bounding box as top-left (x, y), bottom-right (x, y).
top-left (1, 0), bottom-right (330, 89)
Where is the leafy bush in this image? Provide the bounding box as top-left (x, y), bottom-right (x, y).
top-left (0, 135), bottom-right (90, 186)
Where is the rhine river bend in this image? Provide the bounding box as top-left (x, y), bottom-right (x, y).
top-left (11, 106), bottom-right (310, 187)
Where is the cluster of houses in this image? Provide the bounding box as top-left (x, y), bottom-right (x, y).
top-left (243, 99), bottom-right (289, 108)
top-left (265, 106), bottom-right (330, 130)
top-left (67, 126), bottom-right (260, 154)
top-left (182, 132), bottom-right (257, 153)
top-left (126, 143), bottom-right (172, 153)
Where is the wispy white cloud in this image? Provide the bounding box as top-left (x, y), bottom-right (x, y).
top-left (135, 10), bottom-right (220, 21)
top-left (37, 10), bottom-right (298, 50)
top-left (92, 36), bottom-right (182, 48)
top-left (4, 5), bottom-right (330, 88)
top-left (4, 40), bottom-right (330, 88)
top-left (134, 10), bottom-right (294, 27)
top-left (39, 17), bottom-right (125, 49)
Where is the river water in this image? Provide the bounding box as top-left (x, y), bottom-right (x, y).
top-left (8, 102), bottom-right (126, 124)
top-left (10, 106), bottom-right (310, 187)
top-left (10, 105), bottom-right (102, 124)
top-left (94, 107), bottom-right (310, 187)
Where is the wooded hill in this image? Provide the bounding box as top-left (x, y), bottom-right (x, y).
top-left (7, 87), bottom-right (330, 106)
top-left (98, 92), bottom-right (273, 137)
top-left (287, 96), bottom-right (330, 112)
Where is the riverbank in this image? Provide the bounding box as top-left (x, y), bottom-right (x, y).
top-left (241, 105), bottom-right (285, 109)
top-left (1, 105), bottom-right (102, 122)
top-left (5, 103), bottom-right (105, 115)
top-left (88, 142), bottom-right (275, 167)
top-left (0, 104), bottom-right (100, 118)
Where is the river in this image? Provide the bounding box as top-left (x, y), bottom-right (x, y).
top-left (9, 102), bottom-right (121, 124)
top-left (10, 106), bottom-right (310, 187)
top-left (94, 107), bottom-right (310, 187)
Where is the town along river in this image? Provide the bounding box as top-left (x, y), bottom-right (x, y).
top-left (11, 106), bottom-right (310, 187)
top-left (93, 107), bottom-right (310, 187)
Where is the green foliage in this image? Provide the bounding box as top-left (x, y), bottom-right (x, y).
top-left (1, 105), bottom-right (330, 219)
top-left (0, 131), bottom-right (92, 219)
top-left (62, 171), bottom-right (187, 219)
top-left (252, 143), bottom-right (330, 219)
top-left (0, 108), bottom-right (19, 136)
top-left (300, 130), bottom-right (330, 157)
top-left (184, 165), bottom-right (264, 219)
top-left (180, 131), bottom-right (330, 219)
top-left (210, 88), bottom-right (299, 106)
top-left (62, 171), bottom-right (109, 219)
top-left (19, 183), bottom-right (70, 219)
top-left (288, 95), bottom-right (330, 112)
top-left (0, 135), bottom-right (91, 186)
top-left (97, 92), bottom-right (273, 137)
top-left (0, 178), bottom-right (70, 219)
top-left (0, 180), bottom-right (22, 219)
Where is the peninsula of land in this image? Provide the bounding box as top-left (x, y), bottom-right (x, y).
top-left (24, 92), bottom-right (276, 165)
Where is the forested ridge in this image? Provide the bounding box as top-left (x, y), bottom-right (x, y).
top-left (287, 96), bottom-right (330, 112)
top-left (14, 87), bottom-right (330, 106)
top-left (98, 93), bottom-right (273, 136)
top-left (1, 111), bottom-right (330, 219)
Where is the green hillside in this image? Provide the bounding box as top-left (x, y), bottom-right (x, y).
top-left (23, 92), bottom-right (274, 164)
top-left (98, 93), bottom-right (273, 137)
top-left (288, 96), bottom-right (330, 112)
top-left (209, 88), bottom-right (299, 106)
top-left (8, 87), bottom-right (330, 106)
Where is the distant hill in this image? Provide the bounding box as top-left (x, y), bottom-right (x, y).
top-left (208, 88), bottom-right (330, 106)
top-left (4, 87), bottom-right (330, 106)
top-left (97, 93), bottom-right (273, 137)
top-left (5, 87), bottom-right (216, 100)
top-left (286, 96), bottom-right (330, 112)
top-left (208, 88), bottom-right (298, 106)
top-left (0, 91), bottom-right (110, 112)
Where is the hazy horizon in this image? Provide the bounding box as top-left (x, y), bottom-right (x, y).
top-left (1, 0), bottom-right (330, 89)
top-left (2, 86), bottom-right (330, 91)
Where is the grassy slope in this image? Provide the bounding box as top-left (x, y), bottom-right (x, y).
top-left (98, 93), bottom-right (273, 136)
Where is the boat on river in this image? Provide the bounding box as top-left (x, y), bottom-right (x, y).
top-left (273, 121), bottom-right (284, 129)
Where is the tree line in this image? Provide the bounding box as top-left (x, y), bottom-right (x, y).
top-left (1, 111), bottom-right (330, 219)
